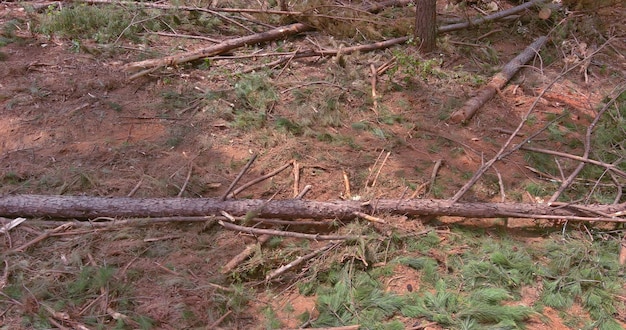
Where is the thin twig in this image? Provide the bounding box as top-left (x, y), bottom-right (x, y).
top-left (371, 151), bottom-right (391, 188)
top-left (343, 170), bottom-right (352, 199)
top-left (221, 234), bottom-right (272, 274)
top-left (266, 242), bottom-right (338, 281)
top-left (548, 84), bottom-right (626, 203)
top-left (221, 154), bottom-right (257, 200)
top-left (227, 159), bottom-right (292, 198)
top-left (353, 211), bottom-right (385, 224)
top-left (495, 168), bottom-right (506, 203)
top-left (177, 163), bottom-right (193, 197)
top-left (370, 63), bottom-right (379, 114)
top-left (426, 159), bottom-right (443, 197)
top-left (153, 31), bottom-right (221, 43)
top-left (218, 220), bottom-right (361, 240)
top-left (127, 176), bottom-right (143, 197)
top-left (293, 160), bottom-right (300, 198)
top-left (12, 223), bottom-right (73, 252)
top-left (296, 184), bottom-right (313, 199)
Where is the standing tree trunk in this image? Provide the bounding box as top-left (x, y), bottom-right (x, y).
top-left (414, 0), bottom-right (437, 52)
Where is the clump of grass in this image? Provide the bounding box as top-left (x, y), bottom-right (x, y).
top-left (38, 4), bottom-right (138, 43)
top-left (292, 87), bottom-right (349, 128)
top-left (539, 234), bottom-right (623, 329)
top-left (231, 73), bottom-right (277, 130)
top-left (313, 265), bottom-right (404, 328)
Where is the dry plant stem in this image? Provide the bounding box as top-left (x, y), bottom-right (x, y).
top-left (439, 0), bottom-right (547, 33)
top-left (154, 31), bottom-right (221, 43)
top-left (127, 177), bottom-right (143, 197)
top-left (218, 220), bottom-right (361, 240)
top-left (12, 223), bottom-right (73, 252)
top-left (426, 159), bottom-right (443, 197)
top-left (343, 170), bottom-right (352, 199)
top-left (295, 184), bottom-right (313, 199)
top-left (353, 211), bottom-right (385, 224)
top-left (449, 35), bottom-right (548, 123)
top-left (221, 154), bottom-right (257, 200)
top-left (495, 169), bottom-right (506, 203)
top-left (366, 150), bottom-right (385, 186)
top-left (293, 160), bottom-right (300, 197)
top-left (0, 260), bottom-right (8, 290)
top-left (548, 85), bottom-right (626, 203)
top-left (220, 233), bottom-right (272, 274)
top-left (609, 172), bottom-right (623, 204)
top-left (266, 242), bottom-right (338, 281)
top-left (371, 151), bottom-right (391, 188)
top-left (227, 160), bottom-right (292, 198)
top-left (370, 63), bottom-right (378, 113)
top-left (177, 163), bottom-right (193, 197)
top-left (451, 39), bottom-right (611, 203)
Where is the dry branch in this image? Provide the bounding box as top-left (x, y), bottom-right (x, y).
top-left (125, 23), bottom-right (314, 78)
top-left (439, 0), bottom-right (548, 33)
top-left (2, 194), bottom-right (625, 222)
top-left (449, 36), bottom-right (548, 123)
top-left (119, 0), bottom-right (543, 79)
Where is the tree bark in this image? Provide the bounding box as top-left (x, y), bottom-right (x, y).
top-left (0, 194), bottom-right (624, 222)
top-left (414, 0), bottom-right (437, 52)
top-left (449, 36), bottom-right (548, 123)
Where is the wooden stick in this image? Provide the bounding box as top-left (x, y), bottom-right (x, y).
top-left (221, 234), bottom-right (272, 274)
top-left (177, 163), bottom-right (193, 197)
top-left (343, 170), bottom-right (352, 199)
top-left (293, 160), bottom-right (300, 198)
top-left (353, 211), bottom-right (385, 224)
top-left (227, 160), bottom-right (292, 199)
top-left (12, 223), bottom-right (73, 252)
top-left (370, 63), bottom-right (379, 113)
top-left (371, 151), bottom-right (391, 188)
top-left (547, 85), bottom-right (625, 203)
top-left (218, 220), bottom-right (361, 240)
top-left (221, 154), bottom-right (257, 201)
top-left (449, 36), bottom-right (548, 123)
top-left (426, 159), bottom-right (443, 197)
top-left (520, 146), bottom-right (626, 179)
top-left (266, 242), bottom-right (337, 281)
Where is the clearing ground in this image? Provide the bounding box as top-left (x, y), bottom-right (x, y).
top-left (1, 1), bottom-right (626, 329)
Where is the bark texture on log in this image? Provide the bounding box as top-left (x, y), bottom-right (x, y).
top-left (414, 0), bottom-right (437, 52)
top-left (125, 23), bottom-right (314, 72)
top-left (449, 36), bottom-right (548, 123)
top-left (1, 194), bottom-right (624, 221)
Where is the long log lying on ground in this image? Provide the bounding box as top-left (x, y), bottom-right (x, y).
top-left (1, 194), bottom-right (624, 222)
top-left (448, 35), bottom-right (548, 123)
top-left (121, 0), bottom-right (547, 79)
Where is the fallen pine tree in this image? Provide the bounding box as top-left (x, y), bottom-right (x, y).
top-left (0, 194), bottom-right (624, 222)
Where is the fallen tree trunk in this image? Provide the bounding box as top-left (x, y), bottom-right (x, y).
top-left (121, 0), bottom-right (547, 79)
top-left (448, 35), bottom-right (548, 123)
top-left (1, 194), bottom-right (624, 222)
top-left (125, 22), bottom-right (314, 79)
